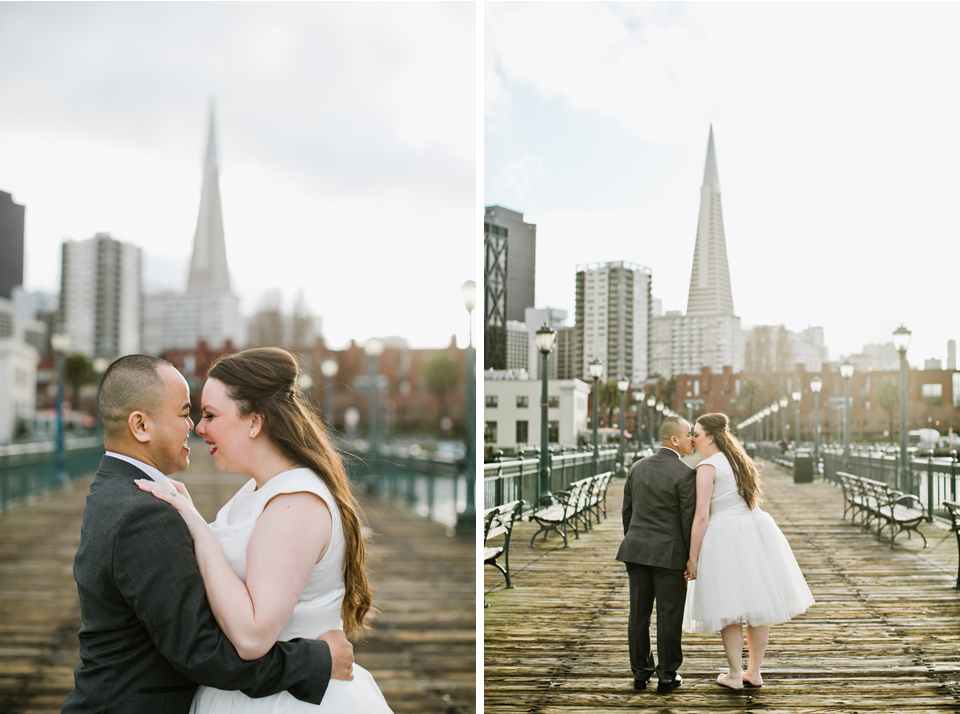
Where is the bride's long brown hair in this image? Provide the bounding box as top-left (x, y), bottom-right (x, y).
top-left (696, 412), bottom-right (763, 509)
top-left (208, 347), bottom-right (372, 638)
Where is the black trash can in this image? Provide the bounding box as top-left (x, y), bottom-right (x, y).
top-left (793, 451), bottom-right (814, 483)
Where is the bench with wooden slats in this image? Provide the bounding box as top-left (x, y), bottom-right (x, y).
top-left (836, 471), bottom-right (928, 548)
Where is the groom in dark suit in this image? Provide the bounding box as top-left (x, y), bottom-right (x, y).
top-left (62, 355), bottom-right (354, 713)
top-left (616, 416), bottom-right (697, 694)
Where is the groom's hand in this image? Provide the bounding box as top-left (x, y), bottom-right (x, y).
top-left (319, 630), bottom-right (354, 681)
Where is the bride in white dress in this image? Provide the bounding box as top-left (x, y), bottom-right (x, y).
top-left (684, 413), bottom-right (814, 690)
top-left (138, 347), bottom-right (393, 713)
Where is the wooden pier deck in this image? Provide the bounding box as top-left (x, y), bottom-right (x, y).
top-left (0, 446), bottom-right (475, 714)
top-left (484, 460), bottom-right (960, 713)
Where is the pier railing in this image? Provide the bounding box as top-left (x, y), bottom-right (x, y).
top-left (0, 437), bottom-right (104, 512)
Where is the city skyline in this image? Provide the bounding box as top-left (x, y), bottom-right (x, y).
top-left (485, 3), bottom-right (960, 368)
top-left (0, 2), bottom-right (475, 350)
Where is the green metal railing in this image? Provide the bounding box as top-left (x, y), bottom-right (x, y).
top-left (340, 443), bottom-right (468, 529)
top-left (0, 437), bottom-right (104, 512)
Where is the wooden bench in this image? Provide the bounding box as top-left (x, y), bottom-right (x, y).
top-left (483, 500), bottom-right (524, 607)
top-left (837, 471), bottom-right (927, 548)
top-left (943, 501), bottom-right (960, 589)
top-left (528, 478), bottom-right (593, 548)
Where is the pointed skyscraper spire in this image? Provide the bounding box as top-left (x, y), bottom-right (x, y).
top-left (702, 124), bottom-right (719, 189)
top-left (187, 102), bottom-right (231, 293)
top-left (686, 125), bottom-right (734, 315)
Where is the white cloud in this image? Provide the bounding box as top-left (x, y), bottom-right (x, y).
top-left (503, 154), bottom-right (544, 197)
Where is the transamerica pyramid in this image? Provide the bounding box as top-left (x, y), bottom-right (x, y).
top-left (686, 125), bottom-right (734, 316)
top-left (187, 103), bottom-right (231, 293)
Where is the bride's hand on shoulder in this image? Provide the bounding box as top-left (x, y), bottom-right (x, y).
top-left (135, 478), bottom-right (208, 539)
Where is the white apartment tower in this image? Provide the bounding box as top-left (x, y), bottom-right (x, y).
top-left (142, 106), bottom-right (243, 355)
top-left (574, 261), bottom-right (652, 384)
top-left (59, 232), bottom-right (142, 360)
top-left (651, 127), bottom-right (744, 379)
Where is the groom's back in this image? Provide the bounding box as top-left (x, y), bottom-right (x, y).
top-left (616, 449), bottom-right (696, 570)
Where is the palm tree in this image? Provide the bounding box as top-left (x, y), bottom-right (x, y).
top-left (739, 377), bottom-right (765, 416)
top-left (599, 379), bottom-right (620, 429)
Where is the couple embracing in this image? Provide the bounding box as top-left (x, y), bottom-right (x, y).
top-left (63, 348), bottom-right (393, 713)
top-left (617, 413), bottom-right (815, 693)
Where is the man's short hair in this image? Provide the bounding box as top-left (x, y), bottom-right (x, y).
top-left (659, 415), bottom-right (686, 442)
top-left (98, 355), bottom-right (171, 440)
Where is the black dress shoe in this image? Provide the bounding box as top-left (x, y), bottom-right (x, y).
top-left (633, 680), bottom-right (647, 690)
top-left (656, 674), bottom-right (682, 693)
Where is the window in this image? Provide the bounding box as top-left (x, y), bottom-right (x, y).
top-left (516, 420), bottom-right (529, 444)
top-left (484, 421), bottom-right (498, 444)
top-left (548, 395), bottom-right (560, 408)
top-left (921, 383), bottom-right (943, 406)
top-left (485, 395), bottom-right (498, 408)
top-left (548, 421), bottom-right (560, 443)
top-left (517, 395), bottom-right (529, 408)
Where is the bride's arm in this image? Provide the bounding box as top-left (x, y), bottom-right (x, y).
top-left (137, 479), bottom-right (332, 660)
top-left (685, 464), bottom-right (715, 580)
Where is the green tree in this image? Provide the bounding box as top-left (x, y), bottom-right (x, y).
top-left (422, 352), bottom-right (461, 426)
top-left (876, 377), bottom-right (899, 443)
top-left (599, 379), bottom-right (621, 428)
top-left (65, 353), bottom-right (96, 405)
top-left (739, 377), bottom-right (765, 416)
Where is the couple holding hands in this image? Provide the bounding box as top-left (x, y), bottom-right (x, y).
top-left (617, 413), bottom-right (815, 693)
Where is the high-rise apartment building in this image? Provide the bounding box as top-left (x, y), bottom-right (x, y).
top-left (142, 107), bottom-right (243, 355)
top-left (650, 127), bottom-right (744, 378)
top-left (483, 206), bottom-right (536, 369)
top-left (0, 191), bottom-right (25, 300)
top-left (574, 261), bottom-right (652, 384)
top-left (59, 233), bottom-right (142, 360)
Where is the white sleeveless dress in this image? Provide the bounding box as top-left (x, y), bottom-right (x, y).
top-left (190, 468), bottom-right (393, 714)
top-left (683, 452), bottom-right (815, 634)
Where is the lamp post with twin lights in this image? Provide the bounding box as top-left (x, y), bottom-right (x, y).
top-left (50, 332), bottom-right (71, 484)
top-left (646, 396), bottom-right (656, 447)
top-left (536, 324), bottom-right (557, 502)
top-left (617, 378), bottom-right (630, 476)
top-left (779, 396), bottom-right (789, 442)
top-left (810, 375), bottom-right (823, 474)
top-left (893, 325), bottom-right (912, 488)
top-left (840, 361), bottom-right (855, 462)
top-left (792, 389), bottom-right (802, 448)
top-left (364, 338), bottom-right (385, 454)
top-left (457, 279), bottom-right (477, 535)
top-left (589, 358), bottom-right (604, 473)
top-left (320, 358), bottom-right (339, 429)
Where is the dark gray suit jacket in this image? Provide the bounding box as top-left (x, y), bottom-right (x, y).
top-left (62, 455), bottom-right (332, 713)
top-left (616, 448), bottom-right (697, 570)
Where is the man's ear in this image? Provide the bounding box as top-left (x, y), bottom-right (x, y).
top-left (128, 411), bottom-right (151, 444)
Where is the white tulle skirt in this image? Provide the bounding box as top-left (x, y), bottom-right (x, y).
top-left (190, 664), bottom-right (393, 714)
top-left (683, 506), bottom-right (815, 634)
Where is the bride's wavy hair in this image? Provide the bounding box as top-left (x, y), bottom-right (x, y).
top-left (696, 412), bottom-right (763, 509)
top-left (208, 347), bottom-right (373, 638)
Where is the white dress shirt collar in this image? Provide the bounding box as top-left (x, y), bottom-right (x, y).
top-left (104, 451), bottom-right (171, 484)
top-left (660, 445), bottom-right (681, 459)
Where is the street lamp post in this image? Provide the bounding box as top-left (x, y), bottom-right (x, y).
top-left (686, 400), bottom-right (693, 424)
top-left (893, 325), bottom-right (912, 491)
top-left (770, 402), bottom-right (779, 446)
top-left (763, 407), bottom-right (771, 442)
top-left (840, 361), bottom-right (855, 463)
top-left (93, 357), bottom-right (110, 436)
top-left (50, 332), bottom-right (71, 484)
top-left (656, 401), bottom-right (664, 442)
top-left (779, 396), bottom-right (789, 443)
top-left (646, 395), bottom-right (656, 448)
top-left (633, 391), bottom-right (643, 450)
top-left (536, 324), bottom-right (557, 502)
top-left (811, 376), bottom-right (822, 474)
top-left (364, 338), bottom-right (385, 454)
top-left (320, 358), bottom-right (339, 430)
top-left (617, 378), bottom-right (630, 476)
top-left (457, 279), bottom-right (476, 535)
top-left (792, 389), bottom-right (802, 449)
top-left (589, 358), bottom-right (604, 474)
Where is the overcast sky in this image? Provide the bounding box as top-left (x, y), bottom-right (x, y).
top-left (0, 2), bottom-right (475, 350)
top-left (486, 2), bottom-right (960, 368)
